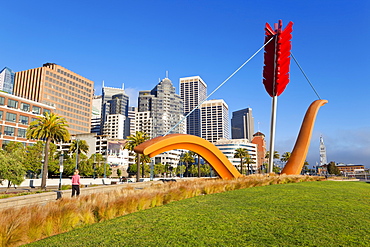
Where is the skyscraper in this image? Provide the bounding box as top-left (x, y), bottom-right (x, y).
top-left (14, 63), bottom-right (94, 134)
top-left (100, 85), bottom-right (130, 138)
top-left (180, 76), bottom-right (207, 137)
top-left (200, 99), bottom-right (229, 143)
top-left (231, 108), bottom-right (254, 141)
top-left (0, 67), bottom-right (15, 94)
top-left (91, 95), bottom-right (102, 134)
top-left (138, 77), bottom-right (184, 138)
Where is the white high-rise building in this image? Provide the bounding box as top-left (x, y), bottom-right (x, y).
top-left (180, 76), bottom-right (207, 137)
top-left (128, 106), bottom-right (137, 136)
top-left (103, 114), bottom-right (126, 139)
top-left (200, 99), bottom-right (229, 143)
top-left (135, 111), bottom-right (153, 137)
top-left (215, 138), bottom-right (258, 173)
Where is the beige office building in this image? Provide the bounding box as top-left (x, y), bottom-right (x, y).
top-left (14, 63), bottom-right (94, 134)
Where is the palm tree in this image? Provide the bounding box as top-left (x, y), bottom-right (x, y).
top-left (265, 151), bottom-right (280, 173)
top-left (180, 152), bottom-right (195, 177)
top-left (244, 153), bottom-right (255, 175)
top-left (188, 151), bottom-right (201, 177)
top-left (69, 139), bottom-right (89, 169)
top-left (124, 131), bottom-right (150, 181)
top-left (265, 151), bottom-right (280, 160)
top-left (281, 152), bottom-right (291, 163)
top-left (234, 148), bottom-right (248, 174)
top-left (26, 112), bottom-right (70, 189)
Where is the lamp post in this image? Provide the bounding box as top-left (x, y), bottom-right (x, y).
top-left (150, 159), bottom-right (154, 181)
top-left (58, 154), bottom-right (64, 190)
top-left (93, 154), bottom-right (96, 179)
top-left (75, 139), bottom-right (79, 170)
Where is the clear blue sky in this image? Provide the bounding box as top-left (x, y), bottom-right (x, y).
top-left (1, 1), bottom-right (369, 168)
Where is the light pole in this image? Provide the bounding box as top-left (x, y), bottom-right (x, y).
top-left (150, 159), bottom-right (154, 181)
top-left (58, 154), bottom-right (64, 190)
top-left (93, 154), bottom-right (96, 179)
top-left (75, 139), bottom-right (79, 170)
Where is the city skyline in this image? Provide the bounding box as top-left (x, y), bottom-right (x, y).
top-left (1, 1), bottom-right (369, 167)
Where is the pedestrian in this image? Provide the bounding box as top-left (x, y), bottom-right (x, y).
top-left (71, 170), bottom-right (81, 197)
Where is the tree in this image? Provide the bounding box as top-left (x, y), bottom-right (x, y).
top-left (26, 112), bottom-right (70, 189)
top-left (89, 153), bottom-right (105, 178)
top-left (234, 148), bottom-right (248, 174)
top-left (200, 164), bottom-right (211, 177)
top-left (188, 151), bottom-right (201, 177)
top-left (327, 161), bottom-right (340, 175)
top-left (117, 168), bottom-right (122, 178)
top-left (141, 155), bottom-right (151, 178)
top-left (180, 152), bottom-right (195, 177)
top-left (280, 152), bottom-right (291, 163)
top-left (24, 141), bottom-right (44, 178)
top-left (124, 131), bottom-right (150, 181)
top-left (265, 151), bottom-right (280, 160)
top-left (265, 151), bottom-right (280, 173)
top-left (0, 150), bottom-right (27, 192)
top-left (154, 163), bottom-right (165, 177)
top-left (69, 139), bottom-right (89, 170)
top-left (244, 153), bottom-right (255, 175)
top-left (189, 165), bottom-right (198, 177)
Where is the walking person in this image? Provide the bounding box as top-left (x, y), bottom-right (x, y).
top-left (71, 170), bottom-right (81, 197)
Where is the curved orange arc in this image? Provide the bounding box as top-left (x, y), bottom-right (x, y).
top-left (281, 99), bottom-right (328, 175)
top-left (134, 134), bottom-right (242, 179)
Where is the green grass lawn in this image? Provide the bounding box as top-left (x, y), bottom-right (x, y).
top-left (27, 181), bottom-right (370, 246)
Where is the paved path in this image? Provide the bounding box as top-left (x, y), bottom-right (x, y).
top-left (0, 181), bottom-right (164, 211)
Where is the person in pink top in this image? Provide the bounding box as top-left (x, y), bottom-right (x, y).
top-left (71, 170), bottom-right (81, 197)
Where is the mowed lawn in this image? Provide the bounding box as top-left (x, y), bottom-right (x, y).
top-left (28, 181), bottom-right (370, 246)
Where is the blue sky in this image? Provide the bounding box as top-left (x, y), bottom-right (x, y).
top-left (1, 1), bottom-right (369, 168)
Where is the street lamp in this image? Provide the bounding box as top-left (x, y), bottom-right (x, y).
top-left (59, 153), bottom-right (64, 190)
top-left (93, 154), bottom-right (96, 179)
top-left (75, 139), bottom-right (79, 170)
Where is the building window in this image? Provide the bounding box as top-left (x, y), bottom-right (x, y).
top-left (32, 106), bottom-right (41, 114)
top-left (0, 97), bottom-right (4, 105)
top-left (20, 103), bottom-right (30, 112)
top-left (4, 126), bottom-right (15, 136)
top-left (6, 112), bottom-right (17, 122)
top-left (7, 99), bottom-right (18, 108)
top-left (17, 128), bottom-right (26, 138)
top-left (43, 109), bottom-right (51, 115)
top-left (31, 117), bottom-right (38, 123)
top-left (2, 140), bottom-right (10, 149)
top-left (0, 111), bottom-right (2, 120)
top-left (19, 115), bottom-right (29, 125)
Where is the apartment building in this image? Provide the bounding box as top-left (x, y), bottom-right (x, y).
top-left (0, 91), bottom-right (54, 147)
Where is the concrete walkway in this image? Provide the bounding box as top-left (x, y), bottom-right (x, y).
top-left (0, 181), bottom-right (164, 211)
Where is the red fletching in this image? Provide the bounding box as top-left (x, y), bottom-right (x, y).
top-left (263, 20), bottom-right (293, 97)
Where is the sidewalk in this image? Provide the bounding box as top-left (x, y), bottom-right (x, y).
top-left (0, 181), bottom-right (164, 211)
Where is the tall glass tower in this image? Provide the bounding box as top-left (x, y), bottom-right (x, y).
top-left (138, 77), bottom-right (184, 138)
top-left (180, 76), bottom-right (207, 137)
top-left (231, 108), bottom-right (255, 142)
top-left (100, 85), bottom-right (129, 137)
top-left (0, 67), bottom-right (15, 94)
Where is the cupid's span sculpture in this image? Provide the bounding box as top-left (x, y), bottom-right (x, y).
top-left (134, 20), bottom-right (327, 178)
